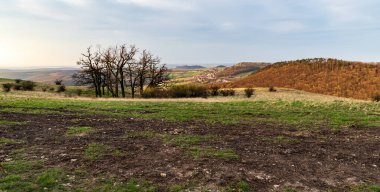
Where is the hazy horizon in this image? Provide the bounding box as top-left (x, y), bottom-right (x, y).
top-left (2, 0), bottom-right (380, 69)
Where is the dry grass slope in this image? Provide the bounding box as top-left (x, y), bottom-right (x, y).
top-left (229, 58), bottom-right (380, 100)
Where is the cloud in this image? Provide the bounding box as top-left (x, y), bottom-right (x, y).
top-left (114, 0), bottom-right (196, 11)
top-left (16, 0), bottom-right (71, 21)
top-left (58, 0), bottom-right (90, 7)
top-left (316, 0), bottom-right (375, 23)
top-left (267, 20), bottom-right (306, 33)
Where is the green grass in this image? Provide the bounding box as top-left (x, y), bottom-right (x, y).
top-left (350, 184), bottom-right (380, 192)
top-left (66, 126), bottom-right (93, 136)
top-left (162, 134), bottom-right (216, 148)
top-left (0, 119), bottom-right (27, 125)
top-left (258, 135), bottom-right (301, 144)
top-left (0, 137), bottom-right (24, 145)
top-left (0, 95), bottom-right (379, 129)
top-left (188, 147), bottom-right (239, 160)
top-left (0, 175), bottom-right (35, 192)
top-left (1, 160), bottom-right (43, 174)
top-left (83, 143), bottom-right (123, 160)
top-left (124, 130), bottom-right (156, 139)
top-left (84, 143), bottom-right (111, 160)
top-left (35, 168), bottom-right (68, 191)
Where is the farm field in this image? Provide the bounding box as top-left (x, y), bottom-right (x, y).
top-left (0, 90), bottom-right (379, 191)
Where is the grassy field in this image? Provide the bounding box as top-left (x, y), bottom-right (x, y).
top-left (0, 89), bottom-right (379, 191)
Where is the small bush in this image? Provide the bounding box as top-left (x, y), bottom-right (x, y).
top-left (76, 89), bottom-right (83, 96)
top-left (142, 87), bottom-right (168, 98)
top-left (13, 84), bottom-right (22, 91)
top-left (169, 84), bottom-right (208, 98)
top-left (244, 88), bottom-right (255, 98)
top-left (15, 79), bottom-right (22, 84)
top-left (54, 79), bottom-right (63, 85)
top-left (49, 87), bottom-right (55, 92)
top-left (220, 89), bottom-right (236, 97)
top-left (2, 83), bottom-right (13, 92)
top-left (373, 94), bottom-right (380, 102)
top-left (21, 81), bottom-right (36, 91)
top-left (210, 85), bottom-right (220, 96)
top-left (57, 85), bottom-right (66, 93)
top-left (41, 86), bottom-right (49, 92)
top-left (269, 86), bottom-right (277, 92)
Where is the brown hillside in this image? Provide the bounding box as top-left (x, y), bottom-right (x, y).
top-left (216, 62), bottom-right (269, 78)
top-left (229, 58), bottom-right (380, 100)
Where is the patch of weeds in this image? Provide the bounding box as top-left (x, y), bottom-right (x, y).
top-left (1, 160), bottom-right (43, 174)
top-left (225, 180), bottom-right (251, 192)
top-left (0, 175), bottom-right (35, 192)
top-left (84, 143), bottom-right (112, 160)
top-left (94, 178), bottom-right (156, 192)
top-left (9, 148), bottom-right (28, 160)
top-left (188, 147), bottom-right (239, 160)
top-left (0, 119), bottom-right (27, 125)
top-left (124, 179), bottom-right (156, 192)
top-left (124, 130), bottom-right (156, 139)
top-left (36, 168), bottom-right (68, 191)
top-left (169, 181), bottom-right (198, 192)
top-left (350, 184), bottom-right (380, 192)
top-left (161, 134), bottom-right (216, 148)
top-left (66, 126), bottom-right (93, 136)
top-left (0, 137), bottom-right (24, 145)
top-left (112, 149), bottom-right (124, 157)
top-left (258, 135), bottom-right (301, 144)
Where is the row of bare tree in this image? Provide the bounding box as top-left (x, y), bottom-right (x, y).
top-left (73, 44), bottom-right (168, 98)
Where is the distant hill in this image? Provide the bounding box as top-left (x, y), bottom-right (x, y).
top-left (175, 65), bottom-right (206, 69)
top-left (216, 62), bottom-right (270, 78)
top-left (229, 58), bottom-right (380, 100)
top-left (0, 69), bottom-right (78, 85)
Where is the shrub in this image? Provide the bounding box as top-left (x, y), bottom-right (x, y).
top-left (220, 89), bottom-right (236, 97)
top-left (210, 85), bottom-right (220, 96)
top-left (244, 88), bottom-right (255, 98)
top-left (54, 79), bottom-right (63, 85)
top-left (41, 86), bottom-right (49, 92)
top-left (373, 94), bottom-right (380, 102)
top-left (21, 81), bottom-right (36, 91)
top-left (142, 87), bottom-right (168, 98)
top-left (13, 84), bottom-right (22, 91)
top-left (57, 85), bottom-right (66, 93)
top-left (269, 86), bottom-right (277, 92)
top-left (15, 79), bottom-right (22, 84)
top-left (49, 87), bottom-right (55, 92)
top-left (169, 84), bottom-right (208, 98)
top-left (2, 83), bottom-right (13, 92)
top-left (76, 89), bottom-right (83, 96)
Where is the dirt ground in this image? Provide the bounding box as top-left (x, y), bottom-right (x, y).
top-left (0, 111), bottom-right (379, 191)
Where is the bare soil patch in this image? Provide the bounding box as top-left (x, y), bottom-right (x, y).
top-left (0, 111), bottom-right (379, 191)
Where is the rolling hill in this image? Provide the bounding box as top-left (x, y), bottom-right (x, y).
top-left (0, 68), bottom-right (77, 85)
top-left (229, 58), bottom-right (380, 100)
top-left (215, 62), bottom-right (270, 78)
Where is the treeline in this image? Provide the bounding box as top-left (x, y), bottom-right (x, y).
top-left (2, 79), bottom-right (36, 92)
top-left (229, 58), bottom-right (380, 100)
top-left (73, 44), bottom-right (168, 98)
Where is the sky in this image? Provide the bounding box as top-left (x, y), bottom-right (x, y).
top-left (1, 0), bottom-right (380, 68)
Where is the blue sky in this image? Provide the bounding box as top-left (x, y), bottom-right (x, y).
top-left (1, 0), bottom-right (380, 68)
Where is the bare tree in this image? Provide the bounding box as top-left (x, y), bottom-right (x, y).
top-left (116, 44), bottom-right (137, 97)
top-left (101, 48), bottom-right (118, 97)
top-left (73, 47), bottom-right (104, 97)
top-left (75, 44), bottom-right (168, 98)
